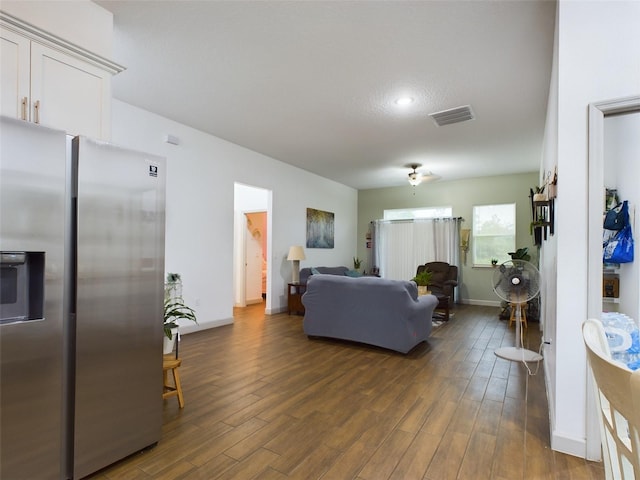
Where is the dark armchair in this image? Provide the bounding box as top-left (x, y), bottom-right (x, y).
top-left (416, 261), bottom-right (458, 305)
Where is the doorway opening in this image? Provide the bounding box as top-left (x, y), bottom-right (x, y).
top-left (233, 183), bottom-right (272, 313)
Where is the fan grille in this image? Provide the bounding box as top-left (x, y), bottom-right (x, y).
top-left (492, 260), bottom-right (540, 303)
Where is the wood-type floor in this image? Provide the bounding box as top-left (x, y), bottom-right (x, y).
top-left (88, 304), bottom-right (604, 480)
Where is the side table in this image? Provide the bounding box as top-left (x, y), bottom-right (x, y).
top-left (433, 293), bottom-right (450, 321)
top-left (287, 283), bottom-right (307, 315)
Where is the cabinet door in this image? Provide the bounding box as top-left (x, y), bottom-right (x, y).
top-left (30, 42), bottom-right (111, 139)
top-left (0, 28), bottom-right (30, 120)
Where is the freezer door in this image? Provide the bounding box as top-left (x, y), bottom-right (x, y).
top-left (73, 137), bottom-right (166, 478)
top-left (0, 117), bottom-right (66, 479)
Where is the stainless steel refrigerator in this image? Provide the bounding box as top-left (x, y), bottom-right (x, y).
top-left (0, 116), bottom-right (166, 479)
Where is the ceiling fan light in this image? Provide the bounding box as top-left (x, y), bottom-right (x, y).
top-left (408, 171), bottom-right (422, 186)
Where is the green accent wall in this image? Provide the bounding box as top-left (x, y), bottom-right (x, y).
top-left (357, 172), bottom-right (540, 304)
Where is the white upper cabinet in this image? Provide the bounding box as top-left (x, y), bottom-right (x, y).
top-left (1, 13), bottom-right (124, 140)
top-left (30, 42), bottom-right (110, 139)
top-left (1, 28), bottom-right (29, 120)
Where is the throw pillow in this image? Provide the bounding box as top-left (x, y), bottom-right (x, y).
top-left (344, 270), bottom-right (362, 277)
top-left (311, 267), bottom-right (320, 275)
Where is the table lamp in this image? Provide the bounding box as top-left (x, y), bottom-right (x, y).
top-left (287, 245), bottom-right (306, 284)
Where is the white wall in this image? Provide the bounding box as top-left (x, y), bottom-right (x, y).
top-left (110, 99), bottom-right (358, 330)
top-left (235, 183), bottom-right (269, 211)
top-left (540, 0), bottom-right (640, 458)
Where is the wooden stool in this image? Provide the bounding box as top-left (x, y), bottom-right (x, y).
top-left (509, 302), bottom-right (528, 328)
top-left (163, 354), bottom-right (184, 408)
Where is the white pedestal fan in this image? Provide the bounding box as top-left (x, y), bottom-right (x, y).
top-left (493, 260), bottom-right (543, 363)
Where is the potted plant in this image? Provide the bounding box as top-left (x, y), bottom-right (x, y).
top-left (163, 296), bottom-right (197, 354)
top-left (411, 269), bottom-right (433, 295)
top-left (508, 247), bottom-right (532, 262)
top-left (353, 257), bottom-right (362, 271)
top-left (532, 184), bottom-right (547, 202)
top-left (491, 258), bottom-right (498, 267)
top-left (166, 272), bottom-right (181, 283)
top-left (530, 221), bottom-right (546, 246)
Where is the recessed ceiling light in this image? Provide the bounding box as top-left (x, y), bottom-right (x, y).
top-left (395, 97), bottom-right (414, 106)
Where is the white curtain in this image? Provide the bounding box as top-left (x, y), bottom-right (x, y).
top-left (373, 218), bottom-right (461, 283)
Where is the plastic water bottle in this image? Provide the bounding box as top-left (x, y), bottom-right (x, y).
top-left (601, 312), bottom-right (640, 370)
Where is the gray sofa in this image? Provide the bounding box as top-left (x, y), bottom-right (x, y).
top-left (299, 266), bottom-right (349, 285)
top-left (302, 274), bottom-right (438, 354)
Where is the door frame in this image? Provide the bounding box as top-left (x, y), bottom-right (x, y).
top-left (586, 95), bottom-right (640, 460)
top-left (233, 183), bottom-right (272, 312)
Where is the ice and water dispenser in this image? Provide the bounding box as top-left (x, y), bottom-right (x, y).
top-left (0, 252), bottom-right (45, 324)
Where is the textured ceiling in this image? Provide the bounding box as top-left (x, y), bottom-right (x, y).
top-left (97, 0), bottom-right (556, 190)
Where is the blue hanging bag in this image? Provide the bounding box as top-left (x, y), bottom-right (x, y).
top-left (604, 223), bottom-right (634, 264)
top-left (604, 201), bottom-right (628, 231)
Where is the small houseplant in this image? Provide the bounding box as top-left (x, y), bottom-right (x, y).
top-left (163, 297), bottom-right (197, 353)
top-left (530, 220), bottom-right (546, 246)
top-left (532, 184), bottom-right (547, 202)
top-left (491, 258), bottom-right (498, 266)
top-left (411, 269), bottom-right (433, 295)
top-left (508, 247), bottom-right (531, 262)
top-left (166, 272), bottom-right (181, 283)
top-left (353, 257), bottom-right (362, 270)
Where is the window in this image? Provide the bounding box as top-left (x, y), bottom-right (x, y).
top-left (383, 206), bottom-right (452, 220)
top-left (472, 204), bottom-right (515, 265)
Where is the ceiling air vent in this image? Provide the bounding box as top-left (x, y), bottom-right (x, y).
top-left (429, 105), bottom-right (475, 126)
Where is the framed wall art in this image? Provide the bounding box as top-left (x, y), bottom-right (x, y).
top-left (306, 208), bottom-right (334, 248)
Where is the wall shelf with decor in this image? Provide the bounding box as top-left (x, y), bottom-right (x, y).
top-left (530, 194), bottom-right (554, 246)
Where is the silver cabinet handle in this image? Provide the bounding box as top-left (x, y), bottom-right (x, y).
top-left (21, 97), bottom-right (27, 121)
top-left (34, 100), bottom-right (40, 124)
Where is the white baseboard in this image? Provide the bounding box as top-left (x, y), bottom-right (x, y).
top-left (543, 349), bottom-right (588, 459)
top-left (180, 317), bottom-right (233, 335)
top-left (550, 431), bottom-right (587, 459)
top-left (265, 306), bottom-right (288, 315)
top-left (458, 299), bottom-right (501, 307)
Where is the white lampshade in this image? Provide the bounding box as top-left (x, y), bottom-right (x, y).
top-left (287, 245), bottom-right (306, 261)
top-left (287, 246), bottom-right (305, 284)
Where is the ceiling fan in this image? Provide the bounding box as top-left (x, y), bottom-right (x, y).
top-left (406, 163), bottom-right (440, 186)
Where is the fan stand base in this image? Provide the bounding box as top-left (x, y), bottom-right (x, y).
top-left (495, 347), bottom-right (543, 363)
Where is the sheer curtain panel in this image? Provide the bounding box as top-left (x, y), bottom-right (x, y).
top-left (373, 218), bottom-right (461, 286)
